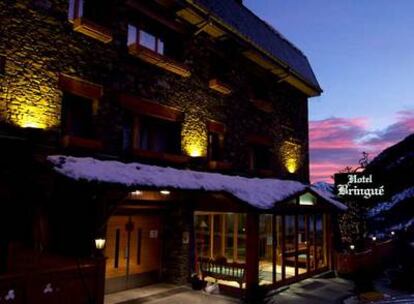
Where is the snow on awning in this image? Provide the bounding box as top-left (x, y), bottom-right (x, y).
top-left (47, 155), bottom-right (347, 211)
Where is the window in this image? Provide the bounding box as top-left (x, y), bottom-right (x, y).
top-left (208, 132), bottom-right (224, 161)
top-left (0, 55), bottom-right (6, 76)
top-left (133, 115), bottom-right (181, 155)
top-left (59, 74), bottom-right (103, 148)
top-left (208, 54), bottom-right (233, 95)
top-left (119, 94), bottom-right (185, 159)
top-left (259, 214), bottom-right (273, 285)
top-left (195, 213), bottom-right (246, 263)
top-left (68, 0), bottom-right (112, 25)
top-left (251, 144), bottom-right (272, 170)
top-left (128, 25), bottom-right (164, 55)
top-left (127, 23), bottom-right (189, 77)
top-left (61, 92), bottom-right (95, 138)
top-left (68, 0), bottom-right (113, 43)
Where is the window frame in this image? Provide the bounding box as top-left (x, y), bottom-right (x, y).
top-left (59, 74), bottom-right (103, 149)
top-left (68, 0), bottom-right (113, 43)
top-left (128, 25), bottom-right (165, 55)
top-left (247, 135), bottom-right (274, 173)
top-left (207, 121), bottom-right (226, 162)
top-left (131, 114), bottom-right (182, 155)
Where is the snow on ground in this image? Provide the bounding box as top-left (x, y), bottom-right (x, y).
top-left (48, 155), bottom-right (347, 210)
top-left (388, 217), bottom-right (414, 232)
top-left (367, 186), bottom-right (414, 218)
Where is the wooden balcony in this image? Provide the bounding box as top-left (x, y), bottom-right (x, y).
top-left (128, 44), bottom-right (191, 77)
top-left (249, 98), bottom-right (274, 113)
top-left (62, 135), bottom-right (104, 151)
top-left (209, 79), bottom-right (232, 95)
top-left (133, 148), bottom-right (190, 165)
top-left (72, 17), bottom-right (112, 43)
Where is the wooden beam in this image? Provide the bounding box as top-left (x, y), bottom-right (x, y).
top-left (128, 44), bottom-right (191, 77)
top-left (209, 79), bottom-right (232, 95)
top-left (245, 213), bottom-right (259, 290)
top-left (73, 17), bottom-right (113, 43)
top-left (247, 134), bottom-right (273, 146)
top-left (59, 74), bottom-right (103, 99)
top-left (126, 0), bottom-right (187, 34)
top-left (281, 215), bottom-right (286, 280)
top-left (207, 120), bottom-right (226, 134)
top-left (272, 214), bottom-right (277, 283)
top-left (61, 135), bottom-right (104, 151)
top-left (294, 213), bottom-right (299, 277)
top-left (243, 50), bottom-right (320, 97)
top-left (118, 94), bottom-right (184, 121)
top-left (306, 215), bottom-right (310, 273)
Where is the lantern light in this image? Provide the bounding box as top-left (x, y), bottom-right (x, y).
top-left (95, 238), bottom-right (106, 250)
top-left (350, 244), bottom-right (355, 251)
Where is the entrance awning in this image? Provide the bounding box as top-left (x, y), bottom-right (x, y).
top-left (47, 155), bottom-right (347, 211)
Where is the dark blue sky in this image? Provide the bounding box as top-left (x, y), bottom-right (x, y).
top-left (245, 0), bottom-right (414, 129)
top-left (244, 0), bottom-right (414, 181)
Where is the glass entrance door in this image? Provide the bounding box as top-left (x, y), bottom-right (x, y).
top-left (104, 215), bottom-right (162, 293)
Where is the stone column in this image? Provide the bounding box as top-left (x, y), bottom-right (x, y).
top-left (162, 203), bottom-right (194, 285)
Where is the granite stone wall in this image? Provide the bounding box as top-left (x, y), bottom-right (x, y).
top-left (161, 203), bottom-right (194, 285)
top-left (0, 0), bottom-right (310, 182)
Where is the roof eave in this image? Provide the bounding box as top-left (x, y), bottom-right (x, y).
top-left (184, 0), bottom-right (323, 97)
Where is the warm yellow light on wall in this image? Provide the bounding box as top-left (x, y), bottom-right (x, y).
top-left (1, 56), bottom-right (61, 130)
top-left (280, 141), bottom-right (302, 174)
top-left (13, 104), bottom-right (56, 129)
top-left (187, 146), bottom-right (203, 157)
top-left (286, 158), bottom-right (298, 173)
top-left (20, 121), bottom-right (45, 129)
top-left (181, 117), bottom-right (208, 158)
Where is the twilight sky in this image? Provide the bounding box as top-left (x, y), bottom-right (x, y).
top-left (244, 0), bottom-right (414, 183)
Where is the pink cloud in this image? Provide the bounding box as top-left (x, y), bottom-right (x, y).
top-left (309, 110), bottom-right (414, 183)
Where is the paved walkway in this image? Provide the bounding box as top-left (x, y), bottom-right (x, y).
top-left (266, 277), bottom-right (354, 304)
top-left (104, 284), bottom-right (238, 304)
top-left (104, 276), bottom-right (354, 304)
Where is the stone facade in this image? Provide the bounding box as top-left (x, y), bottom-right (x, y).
top-left (161, 202), bottom-right (195, 285)
top-left (0, 0), bottom-right (310, 182)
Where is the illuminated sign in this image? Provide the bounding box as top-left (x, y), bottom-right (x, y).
top-left (334, 173), bottom-right (385, 199)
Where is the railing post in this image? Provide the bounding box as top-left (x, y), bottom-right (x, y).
top-left (95, 257), bottom-right (106, 304)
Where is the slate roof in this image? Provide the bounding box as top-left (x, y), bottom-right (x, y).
top-left (191, 0), bottom-right (322, 92)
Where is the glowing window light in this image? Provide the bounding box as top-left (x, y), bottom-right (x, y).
top-left (299, 193), bottom-right (316, 206)
top-left (131, 190), bottom-right (143, 196)
top-left (160, 190), bottom-right (170, 195)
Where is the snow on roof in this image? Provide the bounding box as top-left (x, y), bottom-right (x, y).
top-left (367, 186), bottom-right (414, 218)
top-left (310, 187), bottom-right (347, 211)
top-left (47, 155), bottom-right (347, 211)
